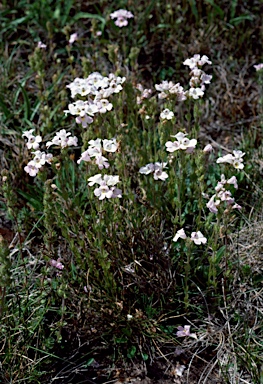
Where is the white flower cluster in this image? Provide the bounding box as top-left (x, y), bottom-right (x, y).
top-left (183, 54), bottom-right (212, 70)
top-left (173, 228), bottom-right (207, 245)
top-left (65, 72), bottom-right (125, 127)
top-left (155, 81), bottom-right (186, 101)
top-left (206, 174), bottom-right (241, 213)
top-left (216, 150), bottom-right (245, 170)
top-left (183, 54), bottom-right (212, 100)
top-left (77, 138), bottom-right (118, 170)
top-left (46, 129), bottom-right (78, 149)
top-left (22, 129), bottom-right (53, 177)
top-left (154, 54), bottom-right (212, 102)
top-left (139, 162), bottom-right (168, 181)
top-left (165, 132), bottom-right (197, 153)
top-left (136, 83), bottom-right (152, 105)
top-left (110, 9), bottom-right (134, 28)
top-left (88, 174), bottom-right (122, 200)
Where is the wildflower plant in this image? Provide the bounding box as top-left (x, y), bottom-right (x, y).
top-left (1, 0), bottom-right (260, 379)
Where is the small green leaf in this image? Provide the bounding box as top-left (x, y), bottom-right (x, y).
top-left (142, 353), bottom-right (148, 361)
top-left (127, 345), bottom-right (136, 358)
top-left (216, 246), bottom-right (226, 263)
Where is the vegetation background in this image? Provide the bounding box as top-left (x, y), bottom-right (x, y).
top-left (0, 0), bottom-right (262, 383)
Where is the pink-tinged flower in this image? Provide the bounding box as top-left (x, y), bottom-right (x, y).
top-left (254, 63), bottom-right (263, 71)
top-left (233, 203), bottom-right (242, 210)
top-left (94, 183), bottom-right (122, 200)
top-left (95, 155), bottom-right (110, 169)
top-left (88, 174), bottom-right (122, 200)
top-left (37, 41), bottom-right (47, 49)
top-left (207, 194), bottom-right (220, 213)
top-left (50, 258), bottom-right (64, 270)
top-left (77, 150), bottom-right (91, 164)
top-left (203, 144), bottom-right (213, 153)
top-left (176, 325), bottom-right (197, 339)
top-left (69, 33), bottom-right (78, 45)
top-left (227, 176), bottom-right (238, 189)
top-left (217, 190), bottom-right (234, 203)
top-left (190, 231), bottom-right (207, 245)
top-left (24, 161), bottom-right (39, 177)
top-left (110, 9), bottom-right (134, 28)
top-left (173, 228), bottom-right (187, 242)
top-left (201, 73), bottom-right (212, 85)
top-left (75, 114), bottom-right (93, 128)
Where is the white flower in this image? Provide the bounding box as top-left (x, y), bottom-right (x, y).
top-left (96, 99), bottom-right (113, 113)
top-left (175, 364), bottom-right (186, 377)
top-left (139, 162), bottom-right (168, 180)
top-left (104, 175), bottom-right (120, 186)
top-left (153, 162), bottom-right (168, 181)
top-left (24, 161), bottom-right (39, 177)
top-left (94, 183), bottom-right (112, 200)
top-left (183, 54), bottom-right (212, 69)
top-left (165, 140), bottom-right (180, 152)
top-left (254, 63), bottom-right (263, 71)
top-left (46, 129), bottom-right (78, 149)
top-left (190, 231), bottom-right (207, 245)
top-left (94, 183), bottom-right (122, 199)
top-left (88, 174), bottom-right (103, 186)
top-left (89, 174), bottom-right (122, 199)
top-left (165, 132), bottom-right (197, 152)
top-left (217, 153), bottom-right (234, 164)
top-left (160, 108), bottom-right (174, 120)
top-left (188, 87), bottom-right (204, 99)
top-left (103, 138), bottom-right (118, 152)
top-left (173, 228), bottom-right (187, 242)
top-left (201, 73), bottom-right (212, 85)
top-left (139, 163), bottom-right (155, 175)
top-left (22, 130), bottom-right (42, 150)
top-left (110, 9), bottom-right (134, 27)
top-left (31, 151), bottom-right (48, 168)
top-left (37, 41), bottom-right (47, 49)
top-left (203, 144), bottom-right (213, 153)
top-left (69, 33), bottom-right (78, 45)
top-left (217, 150), bottom-right (245, 170)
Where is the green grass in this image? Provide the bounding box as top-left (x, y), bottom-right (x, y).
top-left (0, 0), bottom-right (262, 383)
